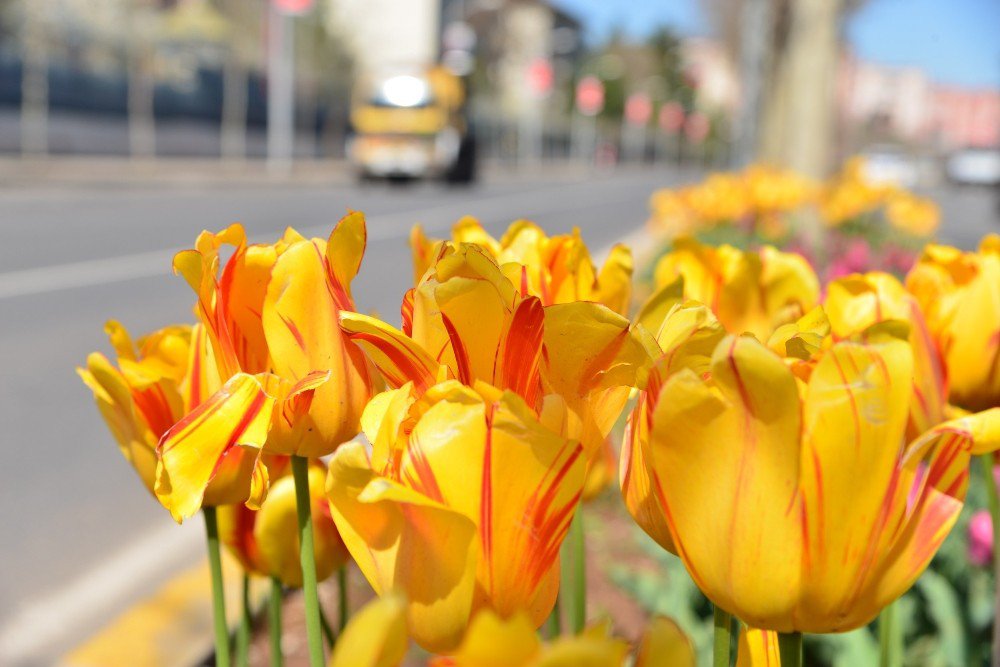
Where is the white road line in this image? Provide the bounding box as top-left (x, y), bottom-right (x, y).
top-left (0, 519), bottom-right (204, 664)
top-left (0, 179), bottom-right (620, 300)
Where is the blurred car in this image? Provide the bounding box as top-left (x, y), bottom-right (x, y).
top-left (348, 66), bottom-right (476, 183)
top-left (945, 147), bottom-right (1000, 186)
top-left (860, 145), bottom-right (921, 188)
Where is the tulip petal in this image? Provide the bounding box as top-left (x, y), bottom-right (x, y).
top-left (264, 240), bottom-right (373, 455)
top-left (634, 277), bottom-right (684, 341)
top-left (859, 410), bottom-right (1000, 616)
top-left (329, 594), bottom-right (409, 667)
top-left (635, 616), bottom-right (696, 667)
top-left (796, 338), bottom-right (912, 630)
top-left (535, 634), bottom-right (630, 667)
top-left (650, 336), bottom-right (803, 629)
top-left (326, 211), bottom-right (367, 310)
top-left (735, 627), bottom-right (781, 667)
top-left (340, 311), bottom-right (440, 391)
top-left (493, 296), bottom-right (544, 407)
top-left (410, 224), bottom-right (439, 284)
top-left (326, 441), bottom-right (478, 653)
top-left (596, 244), bottom-right (634, 317)
top-left (78, 353), bottom-right (159, 494)
top-left (619, 397), bottom-right (675, 553)
top-left (180, 322), bottom-right (213, 409)
top-left (476, 395), bottom-right (586, 624)
top-left (430, 610), bottom-right (540, 667)
top-left (398, 389), bottom-right (585, 626)
top-left (155, 373), bottom-right (275, 522)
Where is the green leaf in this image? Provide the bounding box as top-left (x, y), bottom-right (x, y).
top-left (916, 569), bottom-right (968, 667)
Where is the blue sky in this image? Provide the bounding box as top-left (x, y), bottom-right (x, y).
top-left (551, 0), bottom-right (1000, 89)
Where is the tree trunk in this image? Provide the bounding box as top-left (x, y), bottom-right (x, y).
top-left (126, 5), bottom-right (156, 158)
top-left (761, 0), bottom-right (841, 179)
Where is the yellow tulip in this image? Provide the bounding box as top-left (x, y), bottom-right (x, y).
top-left (885, 193), bottom-right (939, 237)
top-left (906, 236), bottom-right (1000, 412)
top-left (343, 242), bottom-right (648, 497)
top-left (326, 380), bottom-right (586, 652)
top-left (218, 462), bottom-right (349, 587)
top-left (743, 164), bottom-right (817, 217)
top-left (819, 157), bottom-right (892, 225)
top-left (410, 217), bottom-right (633, 317)
top-left (429, 609), bottom-right (630, 667)
top-left (78, 321), bottom-right (267, 508)
top-left (824, 272), bottom-right (948, 439)
top-left (622, 301), bottom-right (1000, 633)
top-left (154, 213), bottom-right (376, 522)
top-left (653, 237), bottom-right (819, 340)
top-left (328, 594), bottom-right (409, 667)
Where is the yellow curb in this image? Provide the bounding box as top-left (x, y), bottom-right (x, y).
top-left (62, 552), bottom-right (258, 667)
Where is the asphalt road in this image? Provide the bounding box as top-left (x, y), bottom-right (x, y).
top-left (0, 167), bottom-right (996, 663)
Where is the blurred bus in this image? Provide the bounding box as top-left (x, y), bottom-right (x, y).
top-left (348, 66), bottom-right (476, 183)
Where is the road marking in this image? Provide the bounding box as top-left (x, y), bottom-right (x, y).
top-left (0, 519), bottom-right (204, 664)
top-left (0, 179), bottom-right (619, 300)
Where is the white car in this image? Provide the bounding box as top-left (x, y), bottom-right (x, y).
top-left (945, 147), bottom-right (1000, 186)
top-left (860, 146), bottom-right (921, 189)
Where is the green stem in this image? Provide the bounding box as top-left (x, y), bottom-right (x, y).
top-left (268, 577), bottom-right (283, 667)
top-left (560, 510), bottom-right (587, 634)
top-left (291, 455), bottom-right (324, 667)
top-left (318, 602), bottom-right (336, 650)
top-left (544, 595), bottom-right (561, 639)
top-left (980, 455), bottom-right (1000, 667)
top-left (777, 632), bottom-right (803, 667)
top-left (712, 606), bottom-right (732, 667)
top-left (204, 506), bottom-right (231, 667)
top-left (878, 600), bottom-right (902, 667)
top-left (235, 574), bottom-right (251, 667)
top-left (338, 566), bottom-right (350, 632)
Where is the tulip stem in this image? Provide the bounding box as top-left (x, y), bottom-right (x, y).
top-left (268, 577), bottom-right (283, 667)
top-left (338, 566), bottom-right (350, 632)
top-left (712, 606), bottom-right (732, 666)
top-left (878, 600), bottom-right (902, 667)
top-left (777, 632), bottom-right (803, 667)
top-left (235, 573), bottom-right (251, 667)
top-left (291, 455), bottom-right (325, 667)
top-left (318, 602), bottom-right (336, 650)
top-left (203, 506), bottom-right (231, 667)
top-left (560, 510), bottom-right (587, 634)
top-left (979, 454), bottom-right (1000, 667)
top-left (544, 596), bottom-right (561, 639)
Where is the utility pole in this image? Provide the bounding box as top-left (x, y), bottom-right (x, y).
top-left (267, 2), bottom-right (296, 174)
top-left (732, 0), bottom-right (772, 168)
top-left (21, 1), bottom-right (49, 156)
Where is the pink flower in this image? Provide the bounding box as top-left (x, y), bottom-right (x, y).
top-left (969, 510), bottom-right (994, 567)
top-left (842, 238), bottom-right (872, 272)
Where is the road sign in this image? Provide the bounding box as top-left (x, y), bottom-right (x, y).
top-left (625, 92), bottom-right (652, 126)
top-left (527, 57), bottom-right (554, 98)
top-left (272, 0), bottom-right (313, 16)
top-left (659, 101), bottom-right (685, 133)
top-left (575, 76), bottom-right (604, 116)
